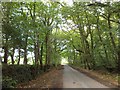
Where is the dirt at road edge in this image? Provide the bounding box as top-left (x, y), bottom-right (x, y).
top-left (71, 66), bottom-right (118, 88)
top-left (16, 66), bottom-right (63, 88)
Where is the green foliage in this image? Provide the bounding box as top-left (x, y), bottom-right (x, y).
top-left (1, 1), bottom-right (120, 84)
top-left (60, 2), bottom-right (119, 71)
top-left (2, 76), bottom-right (17, 88)
top-left (2, 65), bottom-right (43, 88)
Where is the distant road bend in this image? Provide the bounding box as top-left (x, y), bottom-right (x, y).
top-left (63, 65), bottom-right (109, 88)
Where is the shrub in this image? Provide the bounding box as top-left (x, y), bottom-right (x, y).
top-left (2, 65), bottom-right (43, 88)
top-left (2, 76), bottom-right (17, 88)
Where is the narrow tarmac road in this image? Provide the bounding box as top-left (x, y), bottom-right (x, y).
top-left (63, 65), bottom-right (109, 88)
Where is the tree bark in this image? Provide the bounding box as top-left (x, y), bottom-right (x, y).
top-left (86, 13), bottom-right (95, 68)
top-left (24, 36), bottom-right (28, 65)
top-left (78, 22), bottom-right (91, 70)
top-left (10, 48), bottom-right (15, 65)
top-left (45, 33), bottom-right (49, 71)
top-left (96, 14), bottom-right (110, 67)
top-left (17, 47), bottom-right (21, 65)
top-left (4, 37), bottom-right (8, 64)
top-left (39, 42), bottom-right (43, 70)
top-left (107, 14), bottom-right (117, 62)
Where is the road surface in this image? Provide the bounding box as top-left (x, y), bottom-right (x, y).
top-left (63, 65), bottom-right (109, 88)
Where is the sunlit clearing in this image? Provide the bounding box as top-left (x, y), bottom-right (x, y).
top-left (61, 58), bottom-right (68, 65)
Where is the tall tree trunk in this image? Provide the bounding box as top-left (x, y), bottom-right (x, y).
top-left (24, 36), bottom-right (28, 65)
top-left (96, 14), bottom-right (110, 67)
top-left (45, 31), bottom-right (51, 71)
top-left (84, 59), bottom-right (87, 69)
top-left (24, 48), bottom-right (27, 65)
top-left (47, 39), bottom-right (51, 68)
top-left (45, 33), bottom-right (48, 71)
top-left (10, 48), bottom-right (15, 65)
top-left (3, 3), bottom-right (10, 64)
top-left (108, 12), bottom-right (117, 50)
top-left (118, 23), bottom-right (120, 72)
top-left (34, 39), bottom-right (39, 65)
top-left (0, 54), bottom-right (2, 64)
top-left (78, 22), bottom-right (91, 70)
top-left (34, 42), bottom-right (37, 64)
top-left (73, 49), bottom-right (76, 61)
top-left (39, 42), bottom-right (43, 70)
top-left (17, 47), bottom-right (21, 65)
top-left (118, 45), bottom-right (120, 72)
top-left (108, 14), bottom-right (117, 62)
top-left (32, 2), bottom-right (39, 66)
top-left (34, 35), bottom-right (39, 65)
top-left (4, 37), bottom-right (8, 64)
top-left (36, 34), bottom-right (40, 65)
top-left (4, 46), bottom-right (8, 64)
top-left (89, 27), bottom-right (95, 68)
top-left (86, 13), bottom-right (95, 68)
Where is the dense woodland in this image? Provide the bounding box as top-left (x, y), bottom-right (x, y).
top-left (0, 1), bottom-right (120, 88)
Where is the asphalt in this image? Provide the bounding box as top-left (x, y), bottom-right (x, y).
top-left (63, 65), bottom-right (110, 88)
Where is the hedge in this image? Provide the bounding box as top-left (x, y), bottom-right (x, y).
top-left (2, 65), bottom-right (43, 88)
